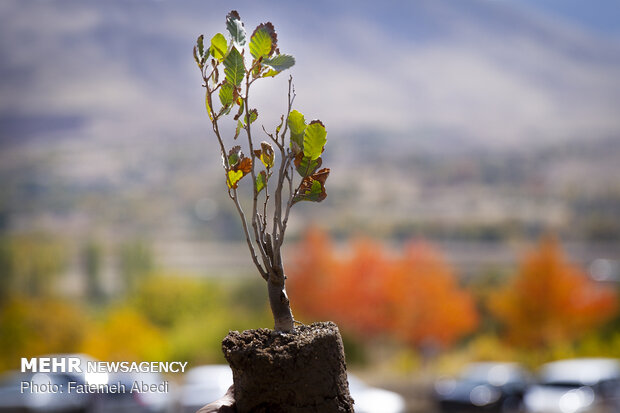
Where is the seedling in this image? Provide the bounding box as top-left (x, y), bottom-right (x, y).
top-left (194, 11), bottom-right (330, 332)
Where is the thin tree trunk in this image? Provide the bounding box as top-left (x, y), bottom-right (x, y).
top-left (268, 273), bottom-right (294, 332)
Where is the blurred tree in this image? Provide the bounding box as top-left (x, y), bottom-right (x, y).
top-left (288, 227), bottom-right (478, 349)
top-left (0, 234), bottom-right (66, 298)
top-left (490, 235), bottom-right (617, 348)
top-left (0, 238), bottom-right (14, 305)
top-left (287, 227), bottom-right (337, 323)
top-left (131, 275), bottom-right (221, 328)
top-left (385, 242), bottom-right (479, 348)
top-left (118, 240), bottom-right (153, 293)
top-left (80, 307), bottom-right (167, 362)
top-left (81, 239), bottom-right (105, 302)
top-left (0, 297), bottom-right (87, 371)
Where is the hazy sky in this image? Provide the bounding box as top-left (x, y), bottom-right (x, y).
top-left (515, 0), bottom-right (620, 36)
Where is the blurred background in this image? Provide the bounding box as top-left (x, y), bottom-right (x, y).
top-left (1, 0), bottom-right (620, 412)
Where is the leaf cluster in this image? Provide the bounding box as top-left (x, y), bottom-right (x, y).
top-left (194, 11), bottom-right (331, 280)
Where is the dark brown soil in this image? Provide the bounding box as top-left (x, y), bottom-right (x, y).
top-left (222, 321), bottom-right (354, 413)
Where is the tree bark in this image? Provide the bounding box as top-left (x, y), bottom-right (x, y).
top-left (267, 275), bottom-right (295, 332)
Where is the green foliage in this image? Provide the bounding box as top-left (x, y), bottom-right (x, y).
top-left (81, 306), bottom-right (168, 362)
top-left (197, 35), bottom-right (205, 59)
top-left (292, 169), bottom-right (329, 204)
top-left (254, 141), bottom-right (275, 169)
top-left (294, 152), bottom-right (322, 177)
top-left (195, 11), bottom-right (330, 330)
top-left (226, 146), bottom-right (252, 189)
top-left (227, 170), bottom-right (244, 189)
top-left (210, 33), bottom-right (228, 61)
top-left (256, 171), bottom-right (267, 194)
top-left (223, 47), bottom-right (245, 86)
top-left (287, 109), bottom-right (306, 153)
top-left (288, 113), bottom-right (328, 189)
top-left (219, 82), bottom-right (234, 108)
top-left (245, 108), bottom-right (258, 125)
top-left (0, 239), bottom-right (14, 303)
top-left (303, 120), bottom-right (327, 160)
top-left (195, 11), bottom-right (329, 203)
top-left (0, 297), bottom-right (88, 371)
top-left (131, 275), bottom-right (221, 328)
top-left (262, 54), bottom-right (295, 77)
top-left (82, 240), bottom-right (104, 302)
top-left (249, 22), bottom-right (277, 60)
top-left (205, 92), bottom-right (213, 121)
top-left (226, 10), bottom-right (246, 47)
top-left (0, 234), bottom-right (67, 298)
top-left (118, 240), bottom-right (153, 293)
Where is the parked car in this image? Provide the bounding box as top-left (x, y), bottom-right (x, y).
top-left (178, 365), bottom-right (233, 413)
top-left (0, 354), bottom-right (174, 413)
top-left (523, 358), bottom-right (620, 413)
top-left (92, 371), bottom-right (174, 413)
top-left (178, 365), bottom-right (405, 413)
top-left (0, 370), bottom-right (93, 413)
top-left (347, 374), bottom-right (406, 413)
top-left (433, 361), bottom-right (530, 412)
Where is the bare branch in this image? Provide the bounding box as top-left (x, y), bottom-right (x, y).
top-left (276, 157), bottom-right (298, 257)
top-left (243, 72), bottom-right (272, 275)
top-left (271, 77), bottom-right (297, 246)
top-left (262, 170), bottom-right (270, 231)
top-left (230, 188), bottom-right (269, 281)
top-left (203, 62), bottom-right (267, 280)
top-left (262, 124), bottom-right (283, 150)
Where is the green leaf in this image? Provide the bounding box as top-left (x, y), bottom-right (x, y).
top-left (224, 46), bottom-right (245, 86)
top-left (205, 92), bottom-right (213, 121)
top-left (233, 97), bottom-right (245, 121)
top-left (197, 35), bottom-right (205, 60)
top-left (227, 145), bottom-right (241, 167)
top-left (226, 10), bottom-right (246, 47)
top-left (303, 120), bottom-right (327, 160)
top-left (226, 152), bottom-right (252, 188)
top-left (250, 22), bottom-right (277, 60)
top-left (193, 45), bottom-right (201, 68)
top-left (262, 54), bottom-right (295, 74)
top-left (294, 153), bottom-right (322, 177)
top-left (210, 33), bottom-right (228, 61)
top-left (245, 109), bottom-right (258, 125)
top-left (292, 168), bottom-right (329, 204)
top-left (219, 82), bottom-right (234, 107)
top-left (256, 171), bottom-right (267, 194)
top-left (276, 115), bottom-right (284, 136)
top-left (234, 120), bottom-right (244, 140)
top-left (288, 110), bottom-right (306, 136)
top-left (227, 170), bottom-right (244, 189)
top-left (287, 110), bottom-right (306, 154)
top-left (254, 141), bottom-right (275, 169)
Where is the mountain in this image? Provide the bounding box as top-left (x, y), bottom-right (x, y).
top-left (1, 0), bottom-right (619, 244)
top-left (1, 0), bottom-right (619, 151)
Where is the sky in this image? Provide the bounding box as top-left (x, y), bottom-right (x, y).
top-left (515, 0), bottom-right (620, 36)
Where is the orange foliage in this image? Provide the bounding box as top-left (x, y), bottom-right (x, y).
top-left (490, 236), bottom-right (617, 348)
top-left (385, 243), bottom-right (479, 347)
top-left (288, 227), bottom-right (478, 348)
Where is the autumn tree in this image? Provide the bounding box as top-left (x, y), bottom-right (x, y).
top-left (194, 12), bottom-right (330, 332)
top-left (490, 235), bottom-right (617, 348)
top-left (288, 227), bottom-right (478, 348)
top-left (384, 242), bottom-right (479, 348)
